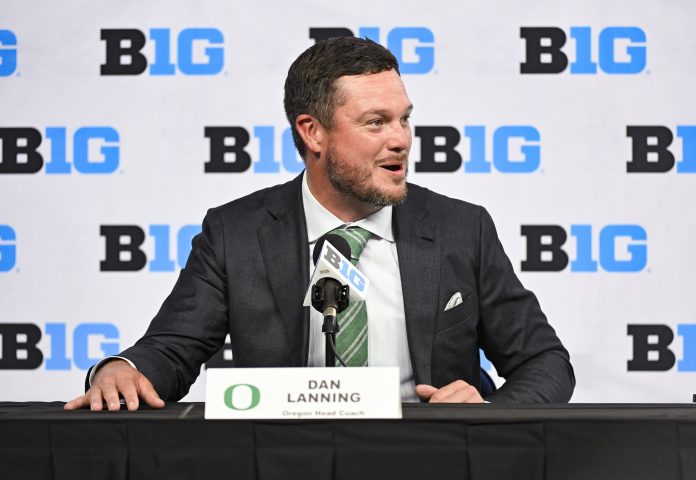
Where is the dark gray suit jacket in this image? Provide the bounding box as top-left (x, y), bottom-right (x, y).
top-left (120, 174), bottom-right (575, 403)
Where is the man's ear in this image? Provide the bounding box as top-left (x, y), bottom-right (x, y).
top-left (295, 114), bottom-right (325, 156)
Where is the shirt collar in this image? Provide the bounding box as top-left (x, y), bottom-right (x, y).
top-left (302, 172), bottom-right (394, 243)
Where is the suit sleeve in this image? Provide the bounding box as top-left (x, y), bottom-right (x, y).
top-left (476, 207), bottom-right (575, 403)
top-left (117, 208), bottom-right (230, 401)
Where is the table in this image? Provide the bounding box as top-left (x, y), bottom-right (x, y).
top-left (1, 402), bottom-right (695, 480)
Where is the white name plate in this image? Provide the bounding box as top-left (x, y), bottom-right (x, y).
top-left (205, 367), bottom-right (402, 420)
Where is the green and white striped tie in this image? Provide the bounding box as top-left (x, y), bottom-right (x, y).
top-left (330, 226), bottom-right (371, 367)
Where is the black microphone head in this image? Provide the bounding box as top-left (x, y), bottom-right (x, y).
top-left (312, 233), bottom-right (352, 265)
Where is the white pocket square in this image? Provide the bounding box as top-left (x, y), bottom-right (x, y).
top-left (444, 292), bottom-right (463, 312)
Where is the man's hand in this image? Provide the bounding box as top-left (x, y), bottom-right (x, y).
top-left (64, 359), bottom-right (165, 411)
top-left (416, 380), bottom-right (485, 403)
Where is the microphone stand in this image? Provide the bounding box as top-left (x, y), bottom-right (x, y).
top-left (322, 307), bottom-right (340, 367)
top-left (311, 278), bottom-right (349, 367)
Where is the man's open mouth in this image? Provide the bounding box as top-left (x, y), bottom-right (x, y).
top-left (381, 164), bottom-right (403, 172)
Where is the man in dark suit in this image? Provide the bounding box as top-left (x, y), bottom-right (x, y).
top-left (65, 37), bottom-right (574, 411)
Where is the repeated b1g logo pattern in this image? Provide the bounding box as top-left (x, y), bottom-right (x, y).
top-left (203, 124), bottom-right (540, 174)
top-left (2, 5), bottom-right (692, 403)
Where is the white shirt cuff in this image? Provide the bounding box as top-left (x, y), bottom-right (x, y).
top-left (88, 356), bottom-right (137, 387)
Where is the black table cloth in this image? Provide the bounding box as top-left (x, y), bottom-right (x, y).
top-left (1, 402), bottom-right (695, 480)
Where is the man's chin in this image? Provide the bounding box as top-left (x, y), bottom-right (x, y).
top-left (328, 168), bottom-right (408, 207)
top-left (363, 184), bottom-right (408, 207)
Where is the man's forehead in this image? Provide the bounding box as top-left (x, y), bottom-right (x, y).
top-left (335, 70), bottom-right (404, 87)
top-left (334, 71), bottom-right (411, 106)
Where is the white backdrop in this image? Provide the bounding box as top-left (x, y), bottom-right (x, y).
top-left (1, 0), bottom-right (694, 403)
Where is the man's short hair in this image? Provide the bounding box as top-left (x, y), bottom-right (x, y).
top-left (284, 37), bottom-right (400, 158)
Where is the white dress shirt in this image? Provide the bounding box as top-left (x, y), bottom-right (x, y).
top-left (302, 175), bottom-right (418, 402)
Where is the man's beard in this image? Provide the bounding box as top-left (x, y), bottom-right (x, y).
top-left (326, 146), bottom-right (408, 207)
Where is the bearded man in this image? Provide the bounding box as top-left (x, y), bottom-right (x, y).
top-left (66, 37), bottom-right (574, 411)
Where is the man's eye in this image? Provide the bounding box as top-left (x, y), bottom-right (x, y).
top-left (401, 115), bottom-right (411, 123)
top-left (368, 119), bottom-right (384, 127)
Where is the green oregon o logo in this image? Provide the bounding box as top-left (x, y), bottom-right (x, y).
top-left (223, 384), bottom-right (261, 410)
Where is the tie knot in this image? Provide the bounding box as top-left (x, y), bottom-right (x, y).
top-left (329, 226), bottom-right (371, 265)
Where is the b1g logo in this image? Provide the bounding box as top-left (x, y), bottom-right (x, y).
top-left (521, 224), bottom-right (647, 272)
top-left (205, 126), bottom-right (304, 174)
top-left (101, 28), bottom-right (224, 76)
top-left (627, 324), bottom-right (696, 372)
top-left (0, 225), bottom-right (16, 271)
top-left (0, 29), bottom-right (17, 76)
top-left (627, 126), bottom-right (696, 173)
top-left (415, 126), bottom-right (540, 173)
top-left (100, 224), bottom-right (202, 272)
top-left (323, 243), bottom-right (366, 294)
top-left (309, 27), bottom-right (434, 74)
top-left (520, 27), bottom-right (646, 74)
top-left (0, 323), bottom-right (119, 370)
top-left (0, 127), bottom-right (120, 174)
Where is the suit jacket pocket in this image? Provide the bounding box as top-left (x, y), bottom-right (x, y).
top-left (434, 291), bottom-right (477, 334)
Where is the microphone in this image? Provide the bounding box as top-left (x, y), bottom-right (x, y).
top-left (303, 234), bottom-right (369, 308)
top-left (311, 234), bottom-right (351, 319)
top-left (311, 235), bottom-right (350, 367)
top-left (303, 233), bottom-right (370, 367)
top-left (312, 234), bottom-right (351, 266)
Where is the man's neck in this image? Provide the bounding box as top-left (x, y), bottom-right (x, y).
top-left (305, 170), bottom-right (381, 223)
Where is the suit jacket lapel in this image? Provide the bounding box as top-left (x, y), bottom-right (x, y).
top-left (257, 174), bottom-right (310, 366)
top-left (394, 188), bottom-right (440, 386)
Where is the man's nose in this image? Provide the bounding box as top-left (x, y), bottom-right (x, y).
top-left (386, 122), bottom-right (411, 152)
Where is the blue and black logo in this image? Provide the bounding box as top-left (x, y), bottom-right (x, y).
top-left (309, 27), bottom-right (434, 74)
top-left (521, 26), bottom-right (646, 74)
top-left (415, 125), bottom-right (541, 173)
top-left (100, 28), bottom-right (224, 76)
top-left (0, 127), bottom-right (120, 174)
top-left (205, 126), bottom-right (304, 174)
top-left (100, 224), bottom-right (201, 272)
top-left (0, 323), bottom-right (120, 370)
top-left (628, 324), bottom-right (696, 372)
top-left (521, 224), bottom-right (648, 272)
top-left (627, 125), bottom-right (696, 173)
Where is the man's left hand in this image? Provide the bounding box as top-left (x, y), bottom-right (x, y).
top-left (416, 380), bottom-right (484, 403)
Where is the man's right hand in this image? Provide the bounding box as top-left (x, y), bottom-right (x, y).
top-left (63, 359), bottom-right (165, 411)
